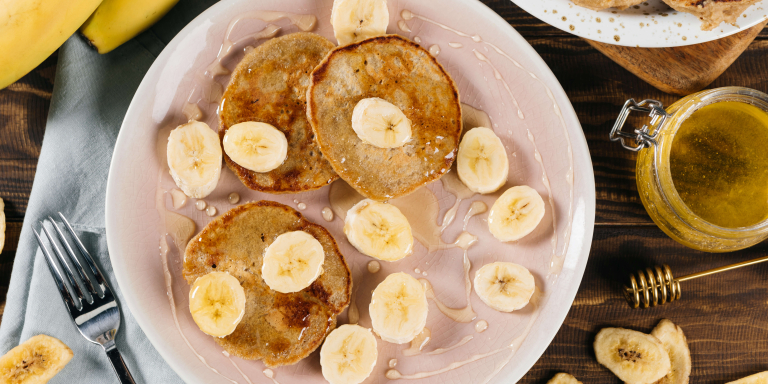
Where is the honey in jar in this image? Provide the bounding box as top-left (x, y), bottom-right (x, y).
top-left (612, 87), bottom-right (768, 252)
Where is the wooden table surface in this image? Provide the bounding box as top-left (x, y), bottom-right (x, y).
top-left (2, 1), bottom-right (768, 383)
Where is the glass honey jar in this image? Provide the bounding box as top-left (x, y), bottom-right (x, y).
top-left (611, 87), bottom-right (768, 252)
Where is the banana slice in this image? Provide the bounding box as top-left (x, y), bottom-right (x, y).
top-left (474, 262), bottom-right (535, 312)
top-left (0, 334), bottom-right (73, 384)
top-left (369, 272), bottom-right (428, 344)
top-left (457, 127), bottom-right (509, 194)
top-left (189, 271), bottom-right (246, 337)
top-left (167, 120), bottom-right (222, 198)
top-left (594, 327), bottom-right (671, 384)
top-left (262, 231), bottom-right (325, 293)
top-left (547, 373), bottom-right (583, 384)
top-left (488, 185), bottom-right (546, 242)
top-left (222, 121), bottom-right (288, 173)
top-left (728, 372), bottom-right (768, 384)
top-left (351, 98), bottom-right (412, 148)
top-left (330, 0), bottom-right (389, 46)
top-left (652, 319), bottom-right (691, 384)
top-left (320, 324), bottom-right (378, 384)
top-left (344, 199), bottom-right (413, 261)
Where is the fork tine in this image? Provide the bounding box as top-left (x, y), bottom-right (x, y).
top-left (48, 216), bottom-right (99, 299)
top-left (57, 213), bottom-right (109, 295)
top-left (34, 228), bottom-right (78, 310)
top-left (41, 222), bottom-right (86, 305)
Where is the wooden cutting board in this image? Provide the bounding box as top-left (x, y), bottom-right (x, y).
top-left (586, 20), bottom-right (767, 96)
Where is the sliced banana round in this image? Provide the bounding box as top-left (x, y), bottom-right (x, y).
top-left (222, 121), bottom-right (288, 173)
top-left (331, 0), bottom-right (389, 46)
top-left (351, 98), bottom-right (412, 149)
top-left (189, 271), bottom-right (246, 337)
top-left (0, 334), bottom-right (73, 384)
top-left (474, 262), bottom-right (535, 312)
top-left (488, 185), bottom-right (546, 242)
top-left (457, 127), bottom-right (509, 194)
top-left (262, 231), bottom-right (325, 293)
top-left (652, 319), bottom-right (691, 384)
top-left (728, 372), bottom-right (768, 384)
top-left (547, 373), bottom-right (583, 384)
top-left (344, 199), bottom-right (413, 261)
top-left (594, 327), bottom-right (671, 384)
top-left (167, 120), bottom-right (222, 198)
top-left (320, 324), bottom-right (378, 384)
top-left (369, 272), bottom-right (428, 344)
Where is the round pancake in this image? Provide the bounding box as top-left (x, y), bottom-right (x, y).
top-left (220, 32), bottom-right (338, 193)
top-left (183, 201), bottom-right (351, 367)
top-left (661, 0), bottom-right (761, 30)
top-left (307, 35), bottom-right (462, 201)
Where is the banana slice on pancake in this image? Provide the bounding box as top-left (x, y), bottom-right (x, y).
top-left (351, 97), bottom-right (412, 148)
top-left (0, 335), bottom-right (73, 384)
top-left (369, 272), bottom-right (428, 344)
top-left (547, 373), bottom-right (582, 384)
top-left (320, 324), bottom-right (378, 384)
top-left (728, 372), bottom-right (768, 384)
top-left (457, 127), bottom-right (509, 194)
top-left (344, 199), bottom-right (413, 261)
top-left (489, 185), bottom-right (545, 242)
top-left (262, 231), bottom-right (326, 293)
top-left (331, 0), bottom-right (389, 46)
top-left (167, 120), bottom-right (222, 198)
top-left (189, 271), bottom-right (247, 337)
top-left (594, 327), bottom-right (671, 384)
top-left (222, 122), bottom-right (288, 173)
top-left (652, 319), bottom-right (691, 384)
top-left (474, 262), bottom-right (535, 312)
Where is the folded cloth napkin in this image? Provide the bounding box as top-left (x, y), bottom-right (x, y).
top-left (0, 1), bottom-right (217, 382)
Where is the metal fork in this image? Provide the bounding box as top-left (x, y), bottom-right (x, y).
top-left (33, 213), bottom-right (136, 384)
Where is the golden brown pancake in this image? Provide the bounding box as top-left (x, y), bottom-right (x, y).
top-left (307, 35), bottom-right (462, 201)
top-left (572, 0), bottom-right (643, 10)
top-left (183, 201), bottom-right (351, 367)
top-left (661, 0), bottom-right (761, 30)
top-left (219, 32), bottom-right (338, 193)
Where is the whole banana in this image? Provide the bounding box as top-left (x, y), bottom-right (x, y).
top-left (0, 0), bottom-right (103, 90)
top-left (80, 0), bottom-right (180, 54)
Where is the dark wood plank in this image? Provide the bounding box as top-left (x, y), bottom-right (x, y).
top-left (520, 225), bottom-right (768, 383)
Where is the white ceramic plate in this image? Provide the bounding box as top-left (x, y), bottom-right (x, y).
top-left (514, 0), bottom-right (768, 47)
top-left (106, 0), bottom-right (595, 383)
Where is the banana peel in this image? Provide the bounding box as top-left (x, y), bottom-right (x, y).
top-left (0, 0), bottom-right (104, 90)
top-left (80, 0), bottom-right (180, 54)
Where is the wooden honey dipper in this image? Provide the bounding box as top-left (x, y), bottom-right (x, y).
top-left (625, 255), bottom-right (768, 308)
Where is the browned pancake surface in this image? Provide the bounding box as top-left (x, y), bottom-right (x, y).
top-left (307, 35), bottom-right (462, 201)
top-left (183, 201), bottom-right (351, 367)
top-left (661, 0), bottom-right (761, 30)
top-left (220, 32), bottom-right (338, 193)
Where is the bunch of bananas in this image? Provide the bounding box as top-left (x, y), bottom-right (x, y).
top-left (0, 0), bottom-right (179, 90)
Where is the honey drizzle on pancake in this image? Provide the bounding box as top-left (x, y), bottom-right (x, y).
top-left (399, 9), bottom-right (576, 276)
top-left (183, 11), bottom-right (318, 121)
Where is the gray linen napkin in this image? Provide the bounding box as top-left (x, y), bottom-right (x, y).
top-left (0, 1), bottom-right (218, 382)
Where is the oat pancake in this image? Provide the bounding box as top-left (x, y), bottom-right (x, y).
top-left (572, 0), bottom-right (643, 10)
top-left (307, 35), bottom-right (462, 201)
top-left (661, 0), bottom-right (761, 30)
top-left (220, 32), bottom-right (338, 193)
top-left (183, 201), bottom-right (351, 367)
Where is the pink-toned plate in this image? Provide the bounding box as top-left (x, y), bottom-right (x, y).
top-left (105, 0), bottom-right (595, 383)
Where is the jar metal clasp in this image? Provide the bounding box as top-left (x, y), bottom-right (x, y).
top-left (610, 99), bottom-right (669, 151)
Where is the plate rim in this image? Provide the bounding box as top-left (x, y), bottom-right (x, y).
top-left (511, 0), bottom-right (768, 48)
top-left (105, 0), bottom-right (596, 382)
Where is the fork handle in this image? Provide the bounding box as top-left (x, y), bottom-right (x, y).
top-left (105, 347), bottom-right (137, 384)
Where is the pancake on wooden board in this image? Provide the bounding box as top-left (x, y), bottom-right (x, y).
top-left (219, 32), bottom-right (338, 193)
top-left (183, 201), bottom-right (351, 367)
top-left (307, 35), bottom-right (462, 201)
top-left (661, 0), bottom-right (761, 30)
